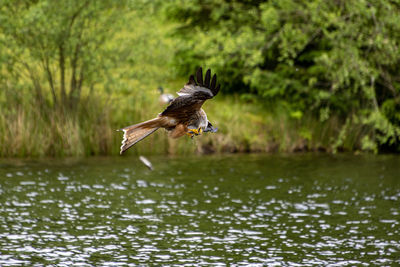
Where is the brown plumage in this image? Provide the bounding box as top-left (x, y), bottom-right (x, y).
top-left (119, 67), bottom-right (220, 154)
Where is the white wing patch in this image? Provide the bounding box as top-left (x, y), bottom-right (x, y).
top-left (177, 84), bottom-right (213, 97)
top-left (176, 92), bottom-right (190, 96)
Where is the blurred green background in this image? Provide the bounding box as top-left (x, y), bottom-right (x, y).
top-left (0, 0), bottom-right (399, 157)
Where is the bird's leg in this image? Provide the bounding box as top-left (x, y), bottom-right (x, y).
top-left (187, 128), bottom-right (202, 138)
top-left (186, 131), bottom-right (194, 138)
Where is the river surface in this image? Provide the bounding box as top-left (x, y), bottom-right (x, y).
top-left (0, 154), bottom-right (399, 266)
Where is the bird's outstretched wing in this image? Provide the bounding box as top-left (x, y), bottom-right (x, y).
top-left (176, 68), bottom-right (220, 98)
top-left (161, 68), bottom-right (220, 118)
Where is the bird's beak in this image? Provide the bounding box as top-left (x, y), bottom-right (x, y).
top-left (204, 122), bottom-right (218, 133)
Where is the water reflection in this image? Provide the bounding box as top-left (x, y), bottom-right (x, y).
top-left (0, 154), bottom-right (399, 266)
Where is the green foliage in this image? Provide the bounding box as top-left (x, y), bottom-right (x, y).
top-left (0, 0), bottom-right (137, 156)
top-left (0, 0), bottom-right (127, 109)
top-left (1, 0), bottom-right (400, 156)
top-left (164, 0), bottom-right (400, 152)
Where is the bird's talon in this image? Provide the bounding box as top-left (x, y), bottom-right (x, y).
top-left (188, 128), bottom-right (200, 135)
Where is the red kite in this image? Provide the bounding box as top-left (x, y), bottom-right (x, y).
top-left (119, 68), bottom-right (220, 154)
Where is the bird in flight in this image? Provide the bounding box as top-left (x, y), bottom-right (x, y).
top-left (119, 67), bottom-right (220, 154)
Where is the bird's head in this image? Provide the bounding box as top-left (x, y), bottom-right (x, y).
top-left (204, 121), bottom-right (218, 133)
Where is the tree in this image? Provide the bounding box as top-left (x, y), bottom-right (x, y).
top-left (164, 0), bottom-right (400, 151)
top-left (0, 0), bottom-right (127, 110)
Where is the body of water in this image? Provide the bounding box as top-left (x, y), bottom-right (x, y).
top-left (0, 154), bottom-right (399, 266)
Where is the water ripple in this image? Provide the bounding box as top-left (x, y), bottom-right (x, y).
top-left (0, 155), bottom-right (399, 266)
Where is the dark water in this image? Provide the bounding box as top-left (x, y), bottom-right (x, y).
top-left (0, 154), bottom-right (399, 266)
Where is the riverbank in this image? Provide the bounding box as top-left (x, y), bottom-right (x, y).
top-left (0, 92), bottom-right (374, 157)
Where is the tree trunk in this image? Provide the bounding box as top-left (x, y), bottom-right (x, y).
top-left (59, 44), bottom-right (67, 106)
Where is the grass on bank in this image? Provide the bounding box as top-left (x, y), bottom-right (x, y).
top-left (0, 85), bottom-right (368, 157)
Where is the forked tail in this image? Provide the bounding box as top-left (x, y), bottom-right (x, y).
top-left (119, 118), bottom-right (161, 154)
